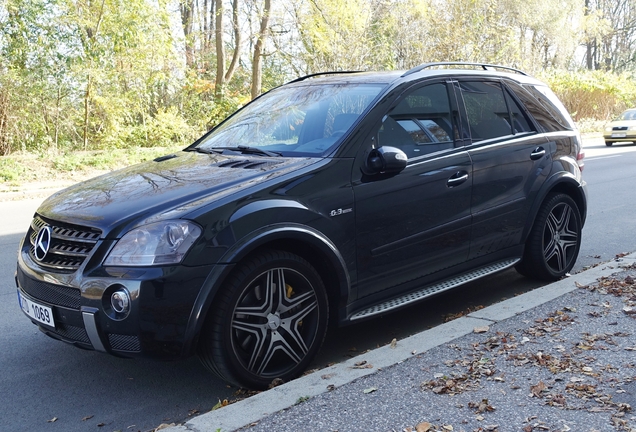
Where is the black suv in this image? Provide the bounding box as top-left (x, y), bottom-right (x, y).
top-left (16, 63), bottom-right (587, 389)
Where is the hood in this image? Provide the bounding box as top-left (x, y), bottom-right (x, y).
top-left (608, 120), bottom-right (636, 128)
top-left (37, 151), bottom-right (318, 236)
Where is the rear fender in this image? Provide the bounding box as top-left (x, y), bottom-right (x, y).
top-left (522, 171), bottom-right (587, 242)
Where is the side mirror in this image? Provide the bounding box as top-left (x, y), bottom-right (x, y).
top-left (362, 146), bottom-right (407, 175)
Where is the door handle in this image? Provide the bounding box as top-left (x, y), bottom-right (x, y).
top-left (531, 147), bottom-right (546, 160)
top-left (447, 171), bottom-right (468, 187)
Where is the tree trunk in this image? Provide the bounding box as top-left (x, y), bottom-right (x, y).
top-left (215, 0), bottom-right (225, 100)
top-left (180, 0), bottom-right (196, 68)
top-left (215, 0), bottom-right (242, 100)
top-left (83, 74), bottom-right (91, 150)
top-left (251, 0), bottom-right (271, 99)
top-left (225, 0), bottom-right (241, 82)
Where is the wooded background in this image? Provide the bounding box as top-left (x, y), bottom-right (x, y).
top-left (1, 0), bottom-right (636, 156)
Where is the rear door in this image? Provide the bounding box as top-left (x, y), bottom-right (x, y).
top-left (457, 79), bottom-right (550, 259)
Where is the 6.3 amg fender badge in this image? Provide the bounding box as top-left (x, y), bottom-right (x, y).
top-left (34, 226), bottom-right (52, 261)
top-left (329, 208), bottom-right (352, 217)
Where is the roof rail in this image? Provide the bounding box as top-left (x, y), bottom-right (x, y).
top-left (402, 62), bottom-right (527, 77)
top-left (285, 70), bottom-right (364, 85)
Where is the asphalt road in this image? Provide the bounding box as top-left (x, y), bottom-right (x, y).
top-left (1, 136), bottom-right (635, 432)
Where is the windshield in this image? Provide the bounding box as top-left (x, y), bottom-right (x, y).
top-left (618, 110), bottom-right (636, 121)
top-left (195, 83), bottom-right (385, 156)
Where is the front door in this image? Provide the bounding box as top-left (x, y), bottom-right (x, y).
top-left (352, 81), bottom-right (473, 299)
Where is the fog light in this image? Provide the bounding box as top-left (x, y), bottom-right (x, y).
top-left (111, 290), bottom-right (130, 314)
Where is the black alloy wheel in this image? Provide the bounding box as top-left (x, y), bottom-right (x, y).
top-left (198, 250), bottom-right (328, 389)
top-left (516, 193), bottom-right (582, 281)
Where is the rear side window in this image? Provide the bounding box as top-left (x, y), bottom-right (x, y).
top-left (459, 81), bottom-right (513, 141)
top-left (524, 84), bottom-right (575, 130)
top-left (505, 81), bottom-right (573, 132)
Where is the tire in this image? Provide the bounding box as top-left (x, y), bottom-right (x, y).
top-left (516, 193), bottom-right (582, 281)
top-left (605, 141), bottom-right (613, 146)
top-left (198, 250), bottom-right (329, 389)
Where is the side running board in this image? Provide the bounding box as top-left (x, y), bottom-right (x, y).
top-left (349, 259), bottom-right (519, 321)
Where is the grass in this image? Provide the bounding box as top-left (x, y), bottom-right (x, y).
top-left (0, 145), bottom-right (184, 187)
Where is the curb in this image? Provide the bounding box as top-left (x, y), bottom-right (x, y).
top-left (165, 253), bottom-right (636, 432)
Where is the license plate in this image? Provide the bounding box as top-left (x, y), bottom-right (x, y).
top-left (18, 291), bottom-right (55, 328)
top-left (611, 133), bottom-right (626, 138)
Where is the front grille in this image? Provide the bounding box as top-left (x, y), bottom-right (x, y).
top-left (29, 215), bottom-right (102, 273)
top-left (613, 126), bottom-right (628, 131)
top-left (17, 266), bottom-right (81, 309)
top-left (108, 334), bottom-right (141, 352)
top-left (48, 323), bottom-right (91, 344)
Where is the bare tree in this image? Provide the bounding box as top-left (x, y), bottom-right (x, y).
top-left (180, 0), bottom-right (196, 68)
top-left (251, 0), bottom-right (271, 99)
top-left (215, 0), bottom-right (241, 100)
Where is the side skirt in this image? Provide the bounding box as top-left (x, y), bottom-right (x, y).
top-left (349, 258), bottom-right (519, 321)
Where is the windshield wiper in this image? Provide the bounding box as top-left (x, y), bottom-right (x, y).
top-left (215, 145), bottom-right (283, 157)
top-left (186, 147), bottom-right (223, 155)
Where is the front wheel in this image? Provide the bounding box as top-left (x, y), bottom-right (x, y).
top-left (516, 193), bottom-right (582, 281)
top-left (198, 250), bottom-right (329, 389)
top-left (605, 141), bottom-right (613, 146)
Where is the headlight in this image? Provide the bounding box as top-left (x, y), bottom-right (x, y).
top-left (104, 221), bottom-right (202, 266)
top-left (629, 126), bottom-right (636, 131)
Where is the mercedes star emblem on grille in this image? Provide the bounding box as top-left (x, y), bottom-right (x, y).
top-left (34, 226), bottom-right (52, 261)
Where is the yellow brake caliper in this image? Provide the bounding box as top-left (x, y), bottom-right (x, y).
top-left (286, 283), bottom-right (303, 327)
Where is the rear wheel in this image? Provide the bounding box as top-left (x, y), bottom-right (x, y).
top-left (198, 250), bottom-right (328, 389)
top-left (516, 193), bottom-right (582, 281)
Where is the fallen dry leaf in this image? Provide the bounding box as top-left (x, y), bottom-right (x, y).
top-left (268, 377), bottom-right (284, 388)
top-left (390, 338), bottom-right (397, 349)
top-left (416, 421), bottom-right (432, 432)
top-left (82, 415), bottom-right (94, 421)
top-left (363, 386), bottom-right (378, 394)
top-left (47, 417), bottom-right (58, 423)
top-left (530, 381), bottom-right (547, 397)
top-left (474, 326), bottom-right (490, 334)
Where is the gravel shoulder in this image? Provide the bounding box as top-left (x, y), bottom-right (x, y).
top-left (166, 256), bottom-right (636, 432)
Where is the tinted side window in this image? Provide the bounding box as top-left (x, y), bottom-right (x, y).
top-left (505, 81), bottom-right (563, 133)
top-left (524, 84), bottom-right (575, 130)
top-left (460, 81), bottom-right (513, 141)
top-left (503, 89), bottom-right (533, 134)
top-left (378, 83), bottom-right (454, 158)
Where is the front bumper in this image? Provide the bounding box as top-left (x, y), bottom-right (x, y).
top-left (16, 259), bottom-right (215, 360)
top-left (603, 132), bottom-right (636, 143)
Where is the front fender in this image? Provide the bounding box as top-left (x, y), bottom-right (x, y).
top-left (181, 222), bottom-right (352, 357)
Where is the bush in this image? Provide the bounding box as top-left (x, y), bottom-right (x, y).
top-left (144, 107), bottom-right (197, 148)
top-left (540, 70), bottom-right (636, 122)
